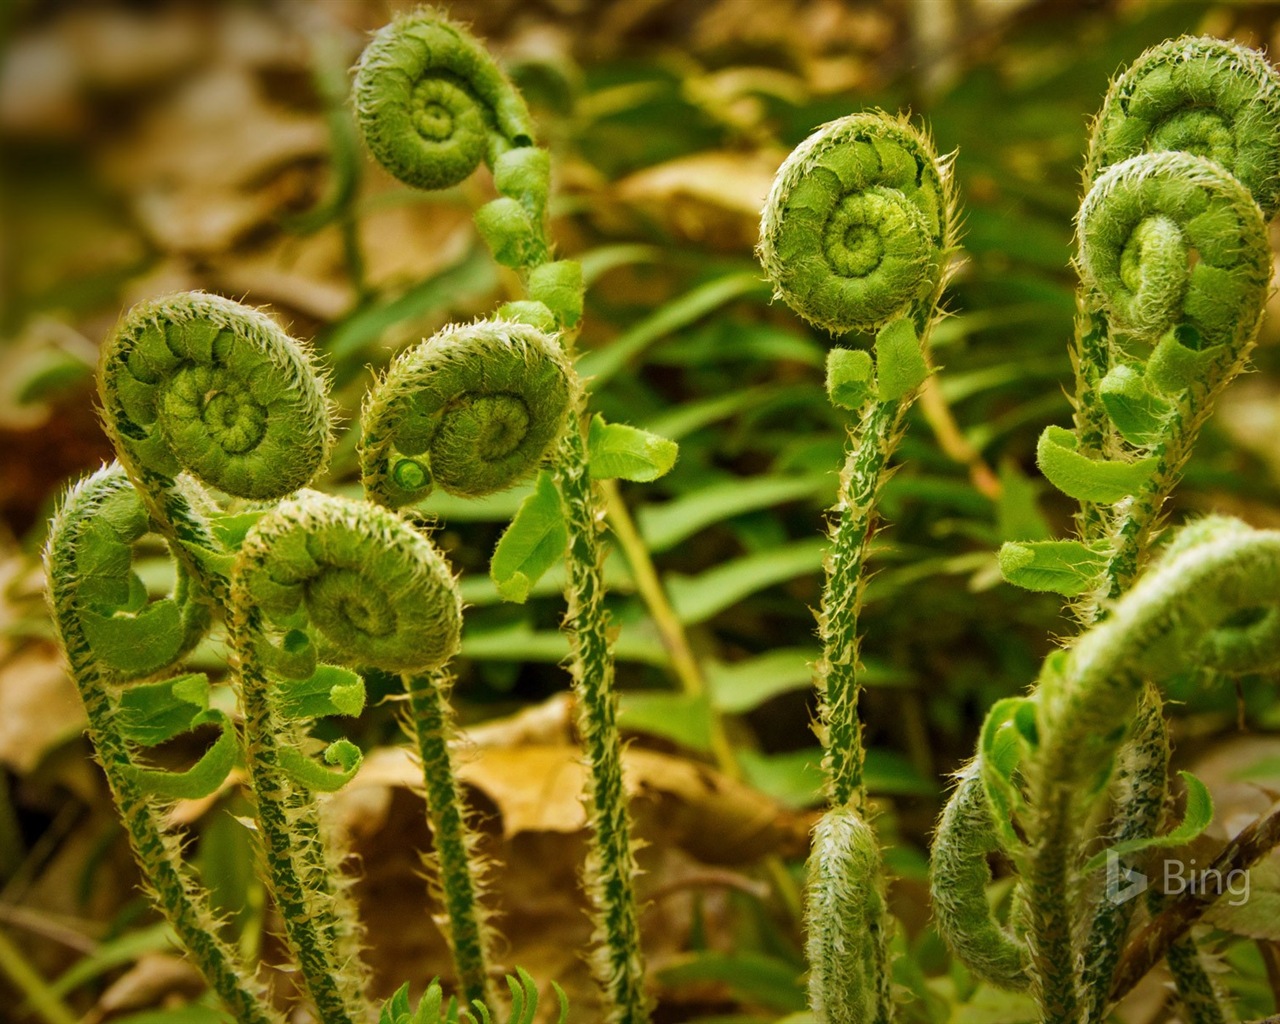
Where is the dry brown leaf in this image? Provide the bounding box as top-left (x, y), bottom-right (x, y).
top-left (612, 151), bottom-right (780, 250)
top-left (96, 953), bottom-right (207, 1014)
top-left (0, 644), bottom-right (85, 775)
top-left (102, 66), bottom-right (328, 254)
top-left (341, 741), bottom-right (805, 865)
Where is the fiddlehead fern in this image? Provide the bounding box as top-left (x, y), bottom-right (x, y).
top-left (760, 111), bottom-right (958, 1024)
top-left (1078, 151), bottom-right (1270, 353)
top-left (353, 10), bottom-right (535, 193)
top-left (987, 40), bottom-right (1280, 1019)
top-left (45, 465), bottom-right (279, 1024)
top-left (1068, 35), bottom-right (1280, 525)
top-left (1086, 36), bottom-right (1280, 217)
top-left (1008, 517), bottom-right (1280, 1023)
top-left (759, 112), bottom-right (950, 337)
top-left (354, 13), bottom-right (649, 1023)
top-left (805, 808), bottom-right (891, 1024)
top-left (98, 291), bottom-right (332, 597)
top-left (229, 491), bottom-right (467, 1023)
top-left (360, 319), bottom-right (575, 508)
top-left (1067, 150), bottom-right (1272, 608)
top-left (929, 761), bottom-right (1030, 991)
top-left (760, 111), bottom-right (956, 812)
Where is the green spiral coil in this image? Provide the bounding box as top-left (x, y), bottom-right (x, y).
top-left (234, 491), bottom-right (462, 673)
top-left (99, 292), bottom-right (331, 502)
top-left (758, 111), bottom-right (953, 335)
top-left (1078, 150), bottom-right (1270, 351)
top-left (49, 463), bottom-right (208, 680)
top-left (360, 320), bottom-right (575, 507)
top-left (353, 10), bottom-right (536, 192)
top-left (1088, 35), bottom-right (1280, 216)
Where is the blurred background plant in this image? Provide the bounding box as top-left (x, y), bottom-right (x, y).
top-left (1, 1), bottom-right (1279, 1022)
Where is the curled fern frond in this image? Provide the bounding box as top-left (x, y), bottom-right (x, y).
top-left (929, 761), bottom-right (1030, 991)
top-left (229, 491), bottom-right (463, 1024)
top-left (353, 9), bottom-right (536, 192)
top-left (99, 291), bottom-right (331, 502)
top-left (758, 111), bottom-right (955, 335)
top-left (233, 490), bottom-right (461, 673)
top-left (360, 320), bottom-right (576, 507)
top-left (45, 465), bottom-right (279, 1024)
top-left (1088, 35), bottom-right (1280, 216)
top-left (48, 463), bottom-right (208, 681)
top-left (1077, 151), bottom-right (1271, 350)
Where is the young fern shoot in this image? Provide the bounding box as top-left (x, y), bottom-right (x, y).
top-left (970, 36), bottom-right (1280, 1023)
top-left (353, 13), bottom-right (676, 1022)
top-left (359, 317), bottom-right (577, 1004)
top-left (229, 491), bottom-right (465, 1020)
top-left (96, 292), bottom-right (333, 601)
top-left (45, 465), bottom-right (280, 1024)
top-left (758, 112), bottom-right (959, 1023)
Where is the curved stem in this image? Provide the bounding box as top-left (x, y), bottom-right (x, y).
top-left (1080, 689), bottom-right (1168, 1022)
top-left (820, 398), bottom-right (906, 813)
top-left (406, 668), bottom-right (496, 1007)
top-left (556, 419), bottom-right (649, 1024)
top-left (46, 480), bottom-right (279, 1024)
top-left (234, 609), bottom-right (365, 1024)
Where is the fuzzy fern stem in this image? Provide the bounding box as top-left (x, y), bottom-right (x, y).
top-left (230, 491), bottom-right (464, 1024)
top-left (758, 110), bottom-right (958, 1023)
top-left (354, 13), bottom-right (649, 1019)
top-left (45, 466), bottom-right (281, 1024)
top-left (406, 667), bottom-right (497, 1007)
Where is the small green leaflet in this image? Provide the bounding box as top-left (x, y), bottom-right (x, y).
top-left (1036, 425), bottom-right (1157, 503)
top-left (1147, 325), bottom-right (1222, 394)
top-left (116, 673), bottom-right (211, 746)
top-left (491, 470), bottom-right (568, 603)
top-left (276, 664), bottom-right (366, 720)
top-left (123, 710), bottom-right (239, 800)
top-left (874, 318), bottom-right (929, 401)
top-left (1098, 363), bottom-right (1170, 445)
top-left (587, 414), bottom-right (678, 482)
top-left (1082, 772), bottom-right (1214, 873)
top-left (979, 696), bottom-right (1037, 862)
top-left (998, 539), bottom-right (1108, 596)
top-left (280, 739), bottom-right (363, 792)
top-left (80, 598), bottom-right (187, 678)
top-left (826, 348), bottom-right (873, 409)
top-left (116, 675), bottom-right (239, 799)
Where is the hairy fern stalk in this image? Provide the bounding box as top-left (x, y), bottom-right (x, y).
top-left (759, 111), bottom-right (960, 1023)
top-left (935, 35), bottom-right (1280, 1024)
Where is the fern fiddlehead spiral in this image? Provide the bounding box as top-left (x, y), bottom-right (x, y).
top-left (1070, 35), bottom-right (1280, 530)
top-left (229, 490), bottom-right (466, 1022)
top-left (45, 465), bottom-right (279, 1024)
top-left (97, 291), bottom-right (332, 599)
top-left (760, 111), bottom-right (958, 1024)
top-left (354, 12), bottom-right (646, 1023)
top-left (759, 112), bottom-right (950, 337)
top-left (1076, 150), bottom-right (1271, 600)
top-left (1086, 36), bottom-right (1280, 215)
top-left (353, 11), bottom-right (535, 193)
top-left (1017, 517), bottom-right (1280, 1023)
top-left (360, 319), bottom-right (576, 508)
